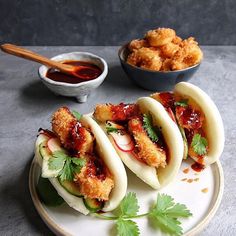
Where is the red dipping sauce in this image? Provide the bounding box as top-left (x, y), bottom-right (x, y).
top-left (46, 60), bottom-right (102, 84)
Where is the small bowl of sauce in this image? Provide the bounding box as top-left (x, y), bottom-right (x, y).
top-left (39, 52), bottom-right (108, 102)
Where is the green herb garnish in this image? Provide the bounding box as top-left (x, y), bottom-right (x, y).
top-left (72, 111), bottom-right (82, 120)
top-left (49, 151), bottom-right (86, 181)
top-left (105, 121), bottom-right (123, 134)
top-left (191, 133), bottom-right (208, 155)
top-left (106, 126), bottom-right (119, 134)
top-left (94, 192), bottom-right (192, 236)
top-left (174, 99), bottom-right (188, 107)
top-left (118, 192), bottom-right (139, 217)
top-left (117, 219), bottom-right (140, 236)
top-left (149, 194), bottom-right (192, 235)
top-left (143, 113), bottom-right (159, 142)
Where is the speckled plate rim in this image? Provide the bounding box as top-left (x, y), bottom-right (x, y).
top-left (29, 157), bottom-right (224, 236)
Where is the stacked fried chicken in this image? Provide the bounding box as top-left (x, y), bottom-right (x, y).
top-left (127, 28), bottom-right (203, 71)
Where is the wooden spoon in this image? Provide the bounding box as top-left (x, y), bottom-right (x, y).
top-left (0, 44), bottom-right (84, 78)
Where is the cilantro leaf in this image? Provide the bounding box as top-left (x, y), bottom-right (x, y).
top-left (174, 99), bottom-right (188, 107)
top-left (119, 192), bottom-right (139, 217)
top-left (191, 133), bottom-right (208, 155)
top-left (156, 194), bottom-right (175, 212)
top-left (94, 192), bottom-right (192, 236)
top-left (148, 194), bottom-right (192, 235)
top-left (72, 111), bottom-right (82, 120)
top-left (71, 157), bottom-right (86, 174)
top-left (71, 157), bottom-right (86, 166)
top-left (116, 219), bottom-right (140, 236)
top-left (165, 203), bottom-right (192, 218)
top-left (106, 126), bottom-right (119, 134)
top-left (59, 158), bottom-right (74, 181)
top-left (49, 151), bottom-right (67, 170)
top-left (149, 213), bottom-right (182, 236)
top-left (48, 151), bottom-right (86, 181)
top-left (143, 113), bottom-right (159, 142)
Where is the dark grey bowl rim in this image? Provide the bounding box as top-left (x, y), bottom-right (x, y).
top-left (118, 43), bottom-right (201, 74)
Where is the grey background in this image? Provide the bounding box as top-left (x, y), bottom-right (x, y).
top-left (0, 0), bottom-right (236, 46)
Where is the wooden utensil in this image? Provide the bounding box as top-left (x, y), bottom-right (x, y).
top-left (0, 44), bottom-right (82, 78)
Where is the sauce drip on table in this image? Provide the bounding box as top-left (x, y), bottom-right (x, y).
top-left (191, 162), bottom-right (205, 172)
top-left (46, 60), bottom-right (102, 84)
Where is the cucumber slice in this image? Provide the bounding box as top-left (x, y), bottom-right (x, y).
top-left (83, 198), bottom-right (104, 213)
top-left (39, 140), bottom-right (64, 178)
top-left (37, 176), bottom-right (64, 206)
top-left (179, 126), bottom-right (188, 159)
top-left (39, 141), bottom-right (50, 160)
top-left (59, 179), bottom-right (83, 197)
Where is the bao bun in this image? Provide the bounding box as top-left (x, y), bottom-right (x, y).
top-left (35, 115), bottom-right (127, 215)
top-left (100, 97), bottom-right (184, 189)
top-left (174, 82), bottom-right (225, 165)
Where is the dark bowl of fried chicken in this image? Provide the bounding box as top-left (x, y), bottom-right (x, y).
top-left (118, 28), bottom-right (202, 91)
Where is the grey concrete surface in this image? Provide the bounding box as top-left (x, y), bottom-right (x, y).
top-left (1, 0), bottom-right (236, 46)
top-left (0, 46), bottom-right (235, 235)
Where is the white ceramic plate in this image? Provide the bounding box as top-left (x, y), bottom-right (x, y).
top-left (29, 157), bottom-right (223, 236)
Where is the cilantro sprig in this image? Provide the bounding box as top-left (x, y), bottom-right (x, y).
top-left (143, 113), bottom-right (159, 142)
top-left (72, 110), bottom-right (82, 120)
top-left (174, 99), bottom-right (188, 107)
top-left (106, 126), bottom-right (119, 134)
top-left (94, 192), bottom-right (192, 236)
top-left (191, 133), bottom-right (208, 155)
top-left (105, 121), bottom-right (124, 134)
top-left (49, 151), bottom-right (86, 181)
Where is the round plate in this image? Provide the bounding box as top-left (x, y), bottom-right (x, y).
top-left (29, 157), bottom-right (223, 236)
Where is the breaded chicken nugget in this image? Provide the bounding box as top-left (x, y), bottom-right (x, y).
top-left (160, 42), bottom-right (180, 58)
top-left (128, 118), bottom-right (166, 168)
top-left (52, 107), bottom-right (94, 154)
top-left (171, 37), bottom-right (203, 70)
top-left (75, 155), bottom-right (114, 200)
top-left (128, 39), bottom-right (148, 51)
top-left (94, 103), bottom-right (140, 122)
top-left (127, 47), bottom-right (163, 71)
top-left (172, 36), bottom-right (182, 45)
top-left (52, 107), bottom-right (76, 144)
top-left (161, 58), bottom-right (173, 71)
top-left (145, 28), bottom-right (176, 46)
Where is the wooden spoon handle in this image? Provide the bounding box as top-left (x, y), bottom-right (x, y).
top-left (0, 44), bottom-right (74, 73)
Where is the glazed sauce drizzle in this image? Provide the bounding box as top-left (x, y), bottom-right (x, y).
top-left (111, 103), bottom-right (140, 121)
top-left (158, 92), bottom-right (175, 109)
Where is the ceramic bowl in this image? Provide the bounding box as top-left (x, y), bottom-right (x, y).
top-left (38, 52), bottom-right (108, 103)
top-left (118, 44), bottom-right (200, 91)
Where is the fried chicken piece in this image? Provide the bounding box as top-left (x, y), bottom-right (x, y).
top-left (151, 92), bottom-right (175, 109)
top-left (52, 107), bottom-right (114, 201)
top-left (75, 155), bottom-right (114, 200)
top-left (161, 58), bottom-right (173, 71)
top-left (127, 47), bottom-right (163, 71)
top-left (145, 28), bottom-right (176, 47)
top-left (160, 42), bottom-right (180, 58)
top-left (128, 39), bottom-right (148, 51)
top-left (52, 107), bottom-right (94, 154)
top-left (171, 37), bottom-right (203, 70)
top-left (175, 106), bottom-right (204, 130)
top-left (126, 50), bottom-right (140, 66)
top-left (128, 118), bottom-right (166, 168)
top-left (172, 36), bottom-right (182, 45)
top-left (93, 103), bottom-right (140, 122)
